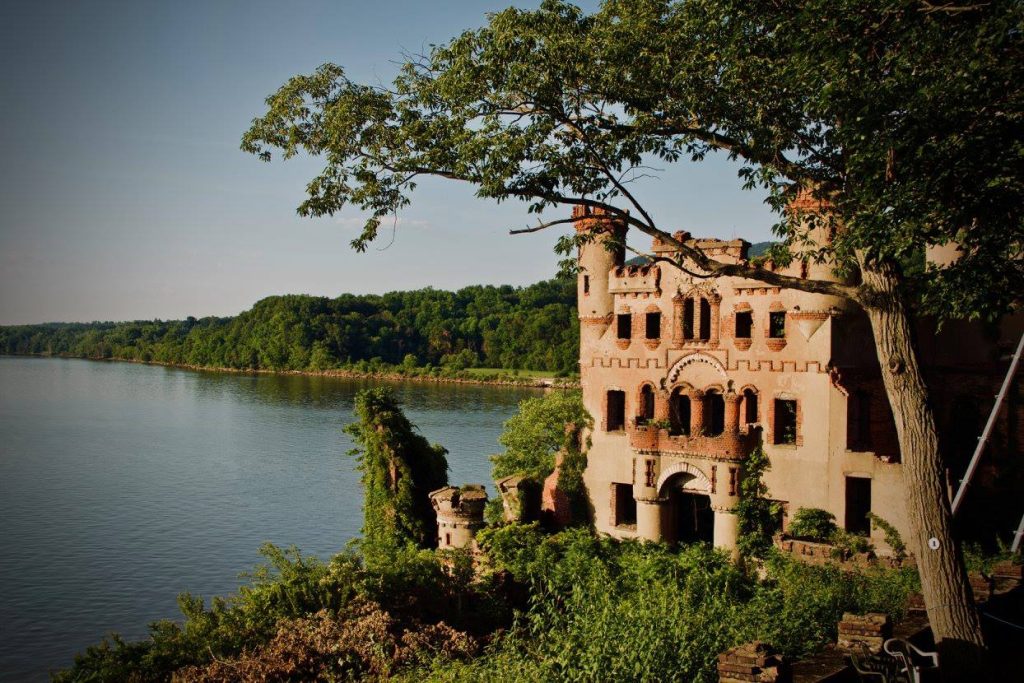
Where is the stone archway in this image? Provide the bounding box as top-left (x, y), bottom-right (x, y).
top-left (657, 462), bottom-right (714, 545)
top-left (656, 461), bottom-right (711, 496)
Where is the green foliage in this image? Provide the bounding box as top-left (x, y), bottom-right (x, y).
top-left (828, 529), bottom-right (874, 559)
top-left (0, 277), bottom-right (580, 374)
top-left (491, 390), bottom-right (592, 525)
top-left (867, 512), bottom-right (907, 561)
top-left (735, 444), bottom-right (782, 558)
top-left (491, 390), bottom-right (590, 483)
top-left (788, 508), bottom-right (839, 542)
top-left (242, 0), bottom-right (1022, 324)
top-left (345, 388), bottom-right (449, 562)
top-left (441, 527), bottom-right (919, 682)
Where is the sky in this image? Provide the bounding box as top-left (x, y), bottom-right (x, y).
top-left (0, 0), bottom-right (776, 325)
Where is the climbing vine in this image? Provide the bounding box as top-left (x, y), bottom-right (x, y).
top-left (345, 388), bottom-right (449, 563)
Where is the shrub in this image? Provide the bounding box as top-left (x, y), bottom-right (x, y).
top-left (787, 508), bottom-right (838, 542)
top-left (867, 512), bottom-right (907, 560)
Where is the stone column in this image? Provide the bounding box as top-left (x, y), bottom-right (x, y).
top-left (672, 295), bottom-right (684, 346)
top-left (637, 498), bottom-right (664, 541)
top-left (724, 391), bottom-right (741, 434)
top-left (709, 297), bottom-right (721, 347)
top-left (713, 506), bottom-right (740, 559)
top-left (654, 390), bottom-right (670, 423)
top-left (690, 390), bottom-right (705, 436)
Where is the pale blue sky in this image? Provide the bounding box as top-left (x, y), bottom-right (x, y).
top-left (0, 0), bottom-right (775, 325)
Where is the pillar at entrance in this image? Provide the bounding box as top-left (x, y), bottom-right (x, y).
top-left (713, 507), bottom-right (740, 559)
top-left (636, 499), bottom-right (664, 541)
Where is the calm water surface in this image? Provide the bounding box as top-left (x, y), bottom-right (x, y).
top-left (0, 356), bottom-right (538, 680)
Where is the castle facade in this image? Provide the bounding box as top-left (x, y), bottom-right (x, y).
top-left (575, 206), bottom-right (1022, 556)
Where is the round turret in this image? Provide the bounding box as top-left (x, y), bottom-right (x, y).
top-left (574, 206), bottom-right (627, 352)
top-left (429, 484), bottom-right (488, 550)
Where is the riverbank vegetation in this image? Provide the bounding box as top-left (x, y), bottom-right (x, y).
top-left (56, 390), bottom-right (926, 682)
top-left (0, 277), bottom-right (579, 376)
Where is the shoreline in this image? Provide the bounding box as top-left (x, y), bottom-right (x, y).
top-left (2, 353), bottom-right (580, 390)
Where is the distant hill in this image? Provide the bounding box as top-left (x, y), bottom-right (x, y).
top-left (0, 277), bottom-right (580, 375)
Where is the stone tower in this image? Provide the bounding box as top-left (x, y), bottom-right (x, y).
top-left (429, 484), bottom-right (488, 550)
top-left (575, 205), bottom-right (627, 352)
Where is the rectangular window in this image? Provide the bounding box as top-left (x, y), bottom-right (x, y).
top-left (735, 310), bottom-right (753, 338)
top-left (769, 311), bottom-right (786, 338)
top-left (617, 313), bottom-right (632, 339)
top-left (845, 477), bottom-right (872, 535)
top-left (682, 298), bottom-right (695, 339)
top-left (645, 312), bottom-right (661, 339)
top-left (583, 274), bottom-right (590, 295)
top-left (613, 483), bottom-right (637, 527)
top-left (773, 399), bottom-right (798, 445)
top-left (606, 390), bottom-right (626, 431)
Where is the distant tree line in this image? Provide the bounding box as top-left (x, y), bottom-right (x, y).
top-left (0, 277), bottom-right (579, 374)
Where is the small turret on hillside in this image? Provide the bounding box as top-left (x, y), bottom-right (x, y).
top-left (429, 484), bottom-right (488, 550)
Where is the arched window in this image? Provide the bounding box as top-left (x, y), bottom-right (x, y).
top-left (742, 388), bottom-right (759, 426)
top-left (706, 389), bottom-right (726, 436)
top-left (638, 385), bottom-right (655, 424)
top-left (699, 298), bottom-right (712, 341)
top-left (670, 388), bottom-right (691, 436)
top-left (682, 298), bottom-right (695, 339)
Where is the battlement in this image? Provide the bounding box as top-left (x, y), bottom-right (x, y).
top-left (651, 232), bottom-right (749, 261)
top-left (609, 264), bottom-right (660, 295)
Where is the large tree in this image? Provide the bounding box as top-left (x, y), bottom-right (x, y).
top-left (243, 1), bottom-right (1023, 677)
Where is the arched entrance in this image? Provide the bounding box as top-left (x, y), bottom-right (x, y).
top-left (657, 463), bottom-right (714, 545)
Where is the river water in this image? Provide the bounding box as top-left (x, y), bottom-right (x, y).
top-left (0, 356), bottom-right (538, 680)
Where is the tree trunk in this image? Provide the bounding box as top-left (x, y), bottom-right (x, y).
top-left (858, 258), bottom-right (986, 681)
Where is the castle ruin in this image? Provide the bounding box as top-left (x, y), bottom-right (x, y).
top-left (574, 205), bottom-right (1023, 556)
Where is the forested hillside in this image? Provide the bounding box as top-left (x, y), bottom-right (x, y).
top-left (0, 277), bottom-right (579, 374)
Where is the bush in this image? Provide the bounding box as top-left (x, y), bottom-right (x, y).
top-left (787, 508), bottom-right (838, 542)
top-left (867, 512), bottom-right (906, 560)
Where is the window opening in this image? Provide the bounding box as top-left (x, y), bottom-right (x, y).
top-left (706, 391), bottom-right (725, 436)
top-left (669, 390), bottom-right (691, 436)
top-left (773, 399), bottom-right (798, 445)
top-left (617, 313), bottom-right (632, 339)
top-left (735, 310), bottom-right (753, 338)
top-left (682, 298), bottom-right (695, 339)
top-left (645, 312), bottom-right (661, 339)
top-left (638, 385), bottom-right (655, 424)
top-left (606, 390), bottom-right (626, 431)
top-left (699, 298), bottom-right (712, 341)
top-left (613, 483), bottom-right (637, 526)
top-left (769, 311), bottom-right (786, 338)
top-left (743, 389), bottom-right (758, 425)
top-left (583, 274), bottom-right (590, 295)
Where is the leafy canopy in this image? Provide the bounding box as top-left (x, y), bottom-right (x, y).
top-left (492, 389), bottom-right (591, 482)
top-left (243, 0), bottom-right (1022, 321)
